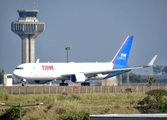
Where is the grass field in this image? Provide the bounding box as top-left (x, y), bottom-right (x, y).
top-left (0, 89), bottom-right (148, 120)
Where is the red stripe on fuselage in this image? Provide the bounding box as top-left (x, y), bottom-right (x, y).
top-left (103, 63), bottom-right (115, 79)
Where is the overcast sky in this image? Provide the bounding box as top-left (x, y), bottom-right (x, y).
top-left (0, 0), bottom-right (167, 75)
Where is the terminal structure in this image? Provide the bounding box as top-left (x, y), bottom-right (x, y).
top-left (11, 9), bottom-right (45, 63)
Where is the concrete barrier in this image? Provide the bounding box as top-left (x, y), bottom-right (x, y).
top-left (90, 114), bottom-right (167, 120)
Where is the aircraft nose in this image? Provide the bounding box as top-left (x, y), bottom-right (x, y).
top-left (13, 70), bottom-right (17, 76)
top-left (13, 70), bottom-right (21, 78)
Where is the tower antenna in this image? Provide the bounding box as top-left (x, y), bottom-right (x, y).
top-left (34, 0), bottom-right (35, 9)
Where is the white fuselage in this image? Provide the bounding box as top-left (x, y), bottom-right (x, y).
top-left (12, 35), bottom-right (157, 85)
top-left (13, 62), bottom-right (114, 81)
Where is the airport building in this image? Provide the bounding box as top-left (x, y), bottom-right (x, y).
top-left (11, 9), bottom-right (45, 63)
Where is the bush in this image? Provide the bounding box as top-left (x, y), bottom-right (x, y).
top-left (0, 89), bottom-right (10, 101)
top-left (44, 104), bottom-right (53, 113)
top-left (160, 101), bottom-right (167, 113)
top-left (57, 111), bottom-right (90, 120)
top-left (62, 92), bottom-right (68, 95)
top-left (70, 94), bottom-right (82, 100)
top-left (137, 89), bottom-right (167, 113)
top-left (125, 88), bottom-right (132, 93)
top-left (2, 106), bottom-right (27, 120)
top-left (56, 108), bottom-right (67, 115)
top-left (146, 89), bottom-right (167, 102)
top-left (99, 108), bottom-right (110, 114)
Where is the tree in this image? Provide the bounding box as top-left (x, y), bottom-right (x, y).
top-left (152, 65), bottom-right (163, 74)
top-left (147, 76), bottom-right (159, 87)
top-left (119, 72), bottom-right (147, 83)
top-left (162, 66), bottom-right (167, 74)
top-left (1, 69), bottom-right (5, 74)
top-left (0, 68), bottom-right (5, 84)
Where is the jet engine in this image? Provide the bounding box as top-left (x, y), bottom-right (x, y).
top-left (70, 73), bottom-right (86, 83)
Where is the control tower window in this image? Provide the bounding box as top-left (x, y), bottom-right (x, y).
top-left (15, 24), bottom-right (17, 31)
top-left (18, 24), bottom-right (21, 31)
top-left (26, 24), bottom-right (27, 31)
top-left (20, 24), bottom-right (22, 31)
top-left (30, 24), bottom-right (31, 31)
top-left (26, 24), bottom-right (30, 31)
top-left (31, 24), bottom-right (33, 31)
top-left (19, 12), bottom-right (37, 17)
top-left (28, 24), bottom-right (30, 31)
top-left (34, 24), bottom-right (36, 31)
top-left (24, 24), bottom-right (26, 31)
top-left (17, 24), bottom-right (18, 31)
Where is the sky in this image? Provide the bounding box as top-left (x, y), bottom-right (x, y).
top-left (0, 0), bottom-right (167, 75)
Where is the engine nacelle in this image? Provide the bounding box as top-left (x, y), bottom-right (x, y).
top-left (70, 73), bottom-right (86, 83)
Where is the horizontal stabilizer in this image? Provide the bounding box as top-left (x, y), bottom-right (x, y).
top-left (144, 55), bottom-right (157, 67)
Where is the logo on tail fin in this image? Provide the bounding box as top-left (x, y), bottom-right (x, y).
top-left (117, 53), bottom-right (127, 60)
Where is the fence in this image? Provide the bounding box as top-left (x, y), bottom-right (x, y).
top-left (0, 85), bottom-right (167, 95)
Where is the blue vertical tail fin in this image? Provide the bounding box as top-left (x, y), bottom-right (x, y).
top-left (111, 35), bottom-right (134, 66)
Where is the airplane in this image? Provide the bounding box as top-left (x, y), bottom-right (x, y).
top-left (13, 35), bottom-right (157, 86)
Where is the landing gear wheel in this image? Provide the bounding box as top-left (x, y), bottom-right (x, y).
top-left (81, 82), bottom-right (90, 86)
top-left (21, 83), bottom-right (24, 86)
top-left (21, 82), bottom-right (26, 86)
top-left (59, 81), bottom-right (69, 86)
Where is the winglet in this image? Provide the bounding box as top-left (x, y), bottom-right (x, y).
top-left (36, 59), bottom-right (40, 63)
top-left (145, 55), bottom-right (157, 67)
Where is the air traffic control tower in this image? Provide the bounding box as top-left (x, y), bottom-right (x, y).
top-left (11, 9), bottom-right (45, 63)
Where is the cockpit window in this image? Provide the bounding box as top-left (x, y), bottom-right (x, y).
top-left (16, 67), bottom-right (24, 70)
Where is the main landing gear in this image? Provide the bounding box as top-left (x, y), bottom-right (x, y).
top-left (21, 81), bottom-right (26, 86)
top-left (81, 82), bottom-right (90, 86)
top-left (59, 80), bottom-right (68, 86)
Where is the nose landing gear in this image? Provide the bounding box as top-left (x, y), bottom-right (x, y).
top-left (21, 79), bottom-right (27, 86)
top-left (21, 81), bottom-right (26, 86)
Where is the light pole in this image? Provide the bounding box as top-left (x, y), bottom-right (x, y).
top-left (119, 74), bottom-right (122, 86)
top-left (127, 59), bottom-right (129, 85)
top-left (0, 102), bottom-right (43, 120)
top-left (127, 52), bottom-right (131, 86)
top-left (65, 46), bottom-right (71, 63)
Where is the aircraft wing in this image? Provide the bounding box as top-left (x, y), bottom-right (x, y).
top-left (62, 55), bottom-right (157, 78)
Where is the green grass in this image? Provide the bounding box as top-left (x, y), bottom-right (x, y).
top-left (0, 89), bottom-right (147, 120)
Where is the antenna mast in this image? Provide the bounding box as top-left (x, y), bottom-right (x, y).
top-left (34, 0), bottom-right (35, 9)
